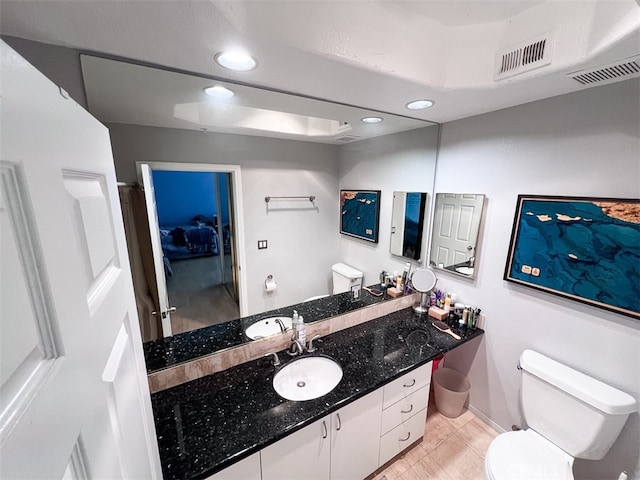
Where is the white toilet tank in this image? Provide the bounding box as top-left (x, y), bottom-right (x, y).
top-left (519, 350), bottom-right (636, 460)
top-left (331, 262), bottom-right (363, 294)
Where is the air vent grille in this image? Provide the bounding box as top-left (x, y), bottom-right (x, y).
top-left (495, 33), bottom-right (553, 80)
top-left (568, 57), bottom-right (640, 86)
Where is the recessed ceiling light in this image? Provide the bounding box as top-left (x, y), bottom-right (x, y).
top-left (361, 116), bottom-right (383, 123)
top-left (406, 99), bottom-right (435, 110)
top-left (214, 51), bottom-right (257, 72)
top-left (204, 85), bottom-right (235, 98)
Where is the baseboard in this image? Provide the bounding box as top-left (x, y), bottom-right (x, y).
top-left (468, 404), bottom-right (506, 434)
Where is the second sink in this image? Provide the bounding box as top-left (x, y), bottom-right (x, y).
top-left (273, 356), bottom-right (343, 401)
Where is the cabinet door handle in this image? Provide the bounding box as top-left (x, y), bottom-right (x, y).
top-left (322, 420), bottom-right (328, 439)
top-left (399, 432), bottom-right (411, 442)
top-left (403, 379), bottom-right (416, 388)
top-left (335, 413), bottom-right (342, 431)
top-left (401, 404), bottom-right (414, 414)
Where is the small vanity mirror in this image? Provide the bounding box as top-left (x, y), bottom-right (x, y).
top-left (390, 192), bottom-right (428, 261)
top-left (429, 193), bottom-right (485, 278)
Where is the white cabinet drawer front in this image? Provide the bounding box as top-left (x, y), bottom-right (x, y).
top-left (378, 408), bottom-right (428, 467)
top-left (381, 385), bottom-right (430, 435)
top-left (382, 362), bottom-right (432, 409)
top-left (205, 452), bottom-right (261, 480)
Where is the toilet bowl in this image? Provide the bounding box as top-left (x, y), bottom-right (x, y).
top-left (484, 350), bottom-right (636, 480)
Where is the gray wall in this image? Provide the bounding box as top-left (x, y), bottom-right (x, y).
top-left (435, 79), bottom-right (640, 479)
top-left (107, 123), bottom-right (341, 315)
top-left (338, 126), bottom-right (440, 285)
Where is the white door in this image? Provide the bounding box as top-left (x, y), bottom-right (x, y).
top-left (140, 164), bottom-right (173, 337)
top-left (0, 41), bottom-right (161, 479)
top-left (432, 193), bottom-right (484, 267)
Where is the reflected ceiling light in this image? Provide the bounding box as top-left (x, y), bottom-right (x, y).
top-left (214, 51), bottom-right (257, 71)
top-left (204, 85), bottom-right (235, 98)
top-left (406, 99), bottom-right (435, 110)
top-left (361, 116), bottom-right (383, 123)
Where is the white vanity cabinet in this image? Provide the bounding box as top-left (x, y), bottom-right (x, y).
top-left (379, 362), bottom-right (432, 467)
top-left (261, 388), bottom-right (383, 480)
top-left (262, 417), bottom-right (330, 480)
top-left (205, 452), bottom-right (261, 480)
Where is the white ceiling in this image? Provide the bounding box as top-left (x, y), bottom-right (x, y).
top-left (1, 0), bottom-right (639, 126)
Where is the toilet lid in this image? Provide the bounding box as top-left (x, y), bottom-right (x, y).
top-left (486, 431), bottom-right (573, 480)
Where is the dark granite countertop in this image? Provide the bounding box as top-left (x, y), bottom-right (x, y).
top-left (143, 288), bottom-right (390, 373)
top-left (151, 307), bottom-right (484, 480)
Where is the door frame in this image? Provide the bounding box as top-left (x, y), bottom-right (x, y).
top-left (136, 161), bottom-right (249, 317)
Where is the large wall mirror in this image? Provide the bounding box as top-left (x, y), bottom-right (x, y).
top-left (80, 54), bottom-right (440, 369)
top-left (390, 192), bottom-right (428, 262)
top-left (429, 193), bottom-right (485, 278)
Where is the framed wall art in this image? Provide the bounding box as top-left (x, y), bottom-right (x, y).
top-left (504, 195), bottom-right (640, 319)
top-left (340, 189), bottom-right (381, 243)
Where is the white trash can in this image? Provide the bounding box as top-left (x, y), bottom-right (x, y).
top-left (432, 367), bottom-right (470, 418)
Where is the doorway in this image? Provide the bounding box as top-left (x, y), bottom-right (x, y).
top-left (137, 162), bottom-right (248, 338)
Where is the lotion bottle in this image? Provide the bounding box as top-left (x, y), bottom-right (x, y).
top-left (297, 315), bottom-right (306, 345)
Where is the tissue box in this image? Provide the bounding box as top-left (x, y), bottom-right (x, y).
top-left (428, 306), bottom-right (448, 321)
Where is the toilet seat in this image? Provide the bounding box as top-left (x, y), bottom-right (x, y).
top-left (485, 430), bottom-right (574, 480)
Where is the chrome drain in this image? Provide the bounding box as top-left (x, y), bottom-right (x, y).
top-left (297, 381), bottom-right (306, 388)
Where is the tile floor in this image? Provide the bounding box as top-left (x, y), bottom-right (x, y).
top-left (373, 392), bottom-right (499, 480)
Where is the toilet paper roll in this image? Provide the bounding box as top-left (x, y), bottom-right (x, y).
top-left (265, 279), bottom-right (277, 292)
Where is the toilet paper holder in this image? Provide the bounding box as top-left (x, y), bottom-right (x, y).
top-left (265, 275), bottom-right (277, 292)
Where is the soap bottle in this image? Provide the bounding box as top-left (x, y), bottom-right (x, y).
top-left (292, 310), bottom-right (300, 339)
top-left (296, 315), bottom-right (307, 345)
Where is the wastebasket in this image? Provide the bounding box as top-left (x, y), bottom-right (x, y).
top-left (432, 367), bottom-right (470, 418)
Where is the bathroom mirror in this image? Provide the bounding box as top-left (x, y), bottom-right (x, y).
top-left (79, 54), bottom-right (440, 366)
top-left (390, 192), bottom-right (428, 262)
top-left (429, 193), bottom-right (485, 278)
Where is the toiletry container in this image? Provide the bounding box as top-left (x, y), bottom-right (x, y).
top-left (484, 350), bottom-right (636, 480)
top-left (331, 263), bottom-right (363, 294)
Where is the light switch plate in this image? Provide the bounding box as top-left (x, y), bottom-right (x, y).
top-left (258, 240), bottom-right (268, 250)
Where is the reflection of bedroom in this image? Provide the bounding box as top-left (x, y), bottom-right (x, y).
top-left (152, 170), bottom-right (238, 334)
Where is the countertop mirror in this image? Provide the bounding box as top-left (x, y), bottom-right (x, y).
top-left (390, 191), bottom-right (428, 262)
top-left (429, 193), bottom-right (485, 278)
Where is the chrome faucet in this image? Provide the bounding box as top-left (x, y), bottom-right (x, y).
top-left (274, 318), bottom-right (288, 333)
top-left (264, 351), bottom-right (281, 366)
top-left (288, 338), bottom-right (305, 356)
top-left (307, 335), bottom-right (321, 353)
top-left (469, 256), bottom-right (476, 267)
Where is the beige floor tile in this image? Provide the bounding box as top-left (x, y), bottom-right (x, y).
top-left (387, 456), bottom-right (412, 478)
top-left (400, 455), bottom-right (453, 480)
top-left (428, 433), bottom-right (485, 480)
top-left (456, 417), bottom-right (498, 459)
top-left (422, 410), bottom-right (456, 454)
top-left (399, 442), bottom-right (428, 467)
top-left (371, 467), bottom-right (399, 480)
top-left (439, 407), bottom-right (476, 430)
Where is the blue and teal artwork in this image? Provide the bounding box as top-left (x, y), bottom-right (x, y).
top-left (504, 195), bottom-right (640, 319)
top-left (340, 190), bottom-right (381, 243)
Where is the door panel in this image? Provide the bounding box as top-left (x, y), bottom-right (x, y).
top-left (0, 40), bottom-right (160, 478)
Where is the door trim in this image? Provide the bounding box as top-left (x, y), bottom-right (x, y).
top-left (135, 161), bottom-right (248, 317)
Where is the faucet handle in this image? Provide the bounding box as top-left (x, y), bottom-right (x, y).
top-left (264, 352), bottom-right (281, 366)
top-left (307, 335), bottom-right (321, 353)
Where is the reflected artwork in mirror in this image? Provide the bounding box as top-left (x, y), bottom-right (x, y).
top-left (429, 193), bottom-right (485, 278)
top-left (390, 192), bottom-right (428, 261)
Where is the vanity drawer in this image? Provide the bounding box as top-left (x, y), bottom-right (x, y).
top-left (379, 407), bottom-right (428, 467)
top-left (381, 384), bottom-right (430, 435)
top-left (382, 362), bottom-right (431, 409)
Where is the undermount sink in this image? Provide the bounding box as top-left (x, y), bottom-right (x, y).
top-left (273, 356), bottom-right (343, 401)
top-left (245, 316), bottom-right (292, 340)
top-left (455, 266), bottom-right (475, 275)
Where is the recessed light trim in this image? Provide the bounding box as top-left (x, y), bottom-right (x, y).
top-left (406, 99), bottom-right (435, 110)
top-left (214, 51), bottom-right (257, 72)
top-left (361, 116), bottom-right (383, 123)
top-left (204, 85), bottom-right (235, 98)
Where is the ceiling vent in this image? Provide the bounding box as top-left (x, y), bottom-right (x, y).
top-left (568, 56), bottom-right (640, 87)
top-left (334, 135), bottom-right (360, 142)
top-left (495, 33), bottom-right (553, 81)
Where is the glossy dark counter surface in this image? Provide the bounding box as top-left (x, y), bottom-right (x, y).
top-left (151, 308), bottom-right (483, 480)
top-left (144, 288), bottom-right (388, 373)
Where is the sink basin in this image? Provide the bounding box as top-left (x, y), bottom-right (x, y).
top-left (455, 266), bottom-right (475, 275)
top-left (273, 356), bottom-right (343, 401)
top-left (245, 316), bottom-right (292, 340)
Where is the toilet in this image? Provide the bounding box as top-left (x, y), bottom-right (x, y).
top-left (485, 350), bottom-right (636, 480)
top-left (331, 262), bottom-right (363, 294)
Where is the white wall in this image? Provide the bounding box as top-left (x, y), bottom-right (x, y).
top-left (435, 79), bottom-right (640, 479)
top-left (108, 123), bottom-right (341, 315)
top-left (338, 126), bottom-right (440, 286)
